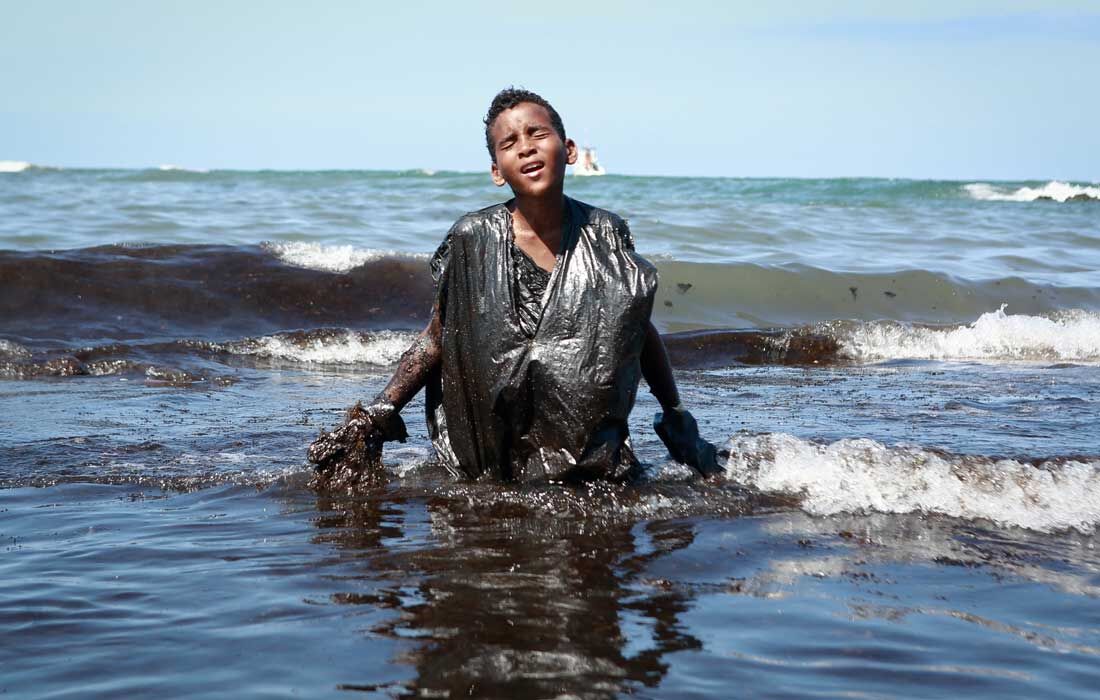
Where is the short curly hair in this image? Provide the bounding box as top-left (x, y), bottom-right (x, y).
top-left (484, 87), bottom-right (567, 163)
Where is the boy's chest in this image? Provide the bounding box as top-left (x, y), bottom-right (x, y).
top-left (458, 224), bottom-right (643, 309)
top-left (511, 230), bottom-right (559, 273)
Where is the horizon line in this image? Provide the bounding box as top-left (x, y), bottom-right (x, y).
top-left (1, 162), bottom-right (1093, 184)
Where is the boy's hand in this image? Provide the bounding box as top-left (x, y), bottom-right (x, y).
top-left (654, 405), bottom-right (723, 477)
top-left (308, 400), bottom-right (407, 488)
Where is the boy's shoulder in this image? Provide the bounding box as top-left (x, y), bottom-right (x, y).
top-left (444, 198), bottom-right (634, 249)
top-left (447, 198), bottom-right (628, 228)
top-left (448, 202), bottom-right (508, 239)
top-left (569, 197), bottom-right (623, 227)
top-left (430, 204), bottom-right (506, 281)
top-left (569, 198), bottom-right (635, 250)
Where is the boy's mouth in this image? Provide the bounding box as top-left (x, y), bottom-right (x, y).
top-left (520, 161), bottom-right (544, 176)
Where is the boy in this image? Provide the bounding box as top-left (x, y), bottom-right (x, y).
top-left (309, 88), bottom-right (718, 486)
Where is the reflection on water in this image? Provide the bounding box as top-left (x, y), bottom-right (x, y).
top-left (312, 482), bottom-right (707, 697)
top-left (4, 478), bottom-right (1100, 698)
top-left (302, 479), bottom-right (1100, 698)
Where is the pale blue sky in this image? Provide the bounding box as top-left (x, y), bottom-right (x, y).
top-left (2, 0), bottom-right (1097, 179)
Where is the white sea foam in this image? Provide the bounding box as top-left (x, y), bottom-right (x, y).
top-left (157, 164), bottom-right (209, 173)
top-left (0, 160), bottom-right (32, 173)
top-left (964, 181), bottom-right (1100, 203)
top-left (264, 241), bottom-right (417, 273)
top-left (0, 339), bottom-right (31, 358)
top-left (223, 330), bottom-right (415, 365)
top-left (724, 432), bottom-right (1100, 533)
top-left (840, 307), bottom-right (1100, 363)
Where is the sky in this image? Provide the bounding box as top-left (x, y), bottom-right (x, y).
top-left (2, 0), bottom-right (1098, 179)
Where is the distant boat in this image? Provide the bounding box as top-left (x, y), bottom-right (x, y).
top-left (573, 147), bottom-right (605, 177)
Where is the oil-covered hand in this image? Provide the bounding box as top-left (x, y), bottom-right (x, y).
top-left (654, 405), bottom-right (723, 477)
top-left (307, 400), bottom-right (408, 489)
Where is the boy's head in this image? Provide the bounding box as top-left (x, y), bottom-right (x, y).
top-left (484, 87), bottom-right (577, 196)
top-left (484, 88), bottom-right (566, 162)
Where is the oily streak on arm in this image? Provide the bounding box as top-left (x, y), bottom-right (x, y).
top-left (376, 303), bottom-right (444, 411)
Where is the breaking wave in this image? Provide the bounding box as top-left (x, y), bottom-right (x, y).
top-left (0, 329), bottom-right (420, 381)
top-left (4, 309), bottom-right (1099, 383)
top-left (0, 245), bottom-right (435, 342)
top-left (0, 160), bottom-right (34, 173)
top-left (964, 181), bottom-right (1100, 203)
top-left (157, 164), bottom-right (209, 173)
top-left (263, 241), bottom-right (419, 273)
top-left (218, 329), bottom-right (415, 365)
top-left (3, 245), bottom-right (1098, 346)
top-left (0, 338), bottom-right (31, 359)
top-left (663, 308), bottom-right (1100, 367)
top-left (837, 307), bottom-right (1100, 363)
top-left (723, 432), bottom-right (1100, 533)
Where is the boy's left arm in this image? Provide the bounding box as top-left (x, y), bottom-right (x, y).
top-left (641, 322), bottom-right (723, 476)
top-left (640, 321), bottom-right (680, 411)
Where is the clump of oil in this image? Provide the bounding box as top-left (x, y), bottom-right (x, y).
top-left (307, 402), bottom-right (387, 490)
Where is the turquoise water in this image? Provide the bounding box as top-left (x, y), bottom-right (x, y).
top-left (2, 168), bottom-right (1100, 697)
top-left (4, 170), bottom-right (1099, 282)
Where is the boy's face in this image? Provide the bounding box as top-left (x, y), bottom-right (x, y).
top-left (489, 102), bottom-right (577, 198)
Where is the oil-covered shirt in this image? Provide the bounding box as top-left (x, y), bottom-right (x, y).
top-left (427, 197), bottom-right (657, 482)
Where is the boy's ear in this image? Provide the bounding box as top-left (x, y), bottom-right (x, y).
top-left (490, 160), bottom-right (506, 187)
top-left (565, 138), bottom-right (578, 166)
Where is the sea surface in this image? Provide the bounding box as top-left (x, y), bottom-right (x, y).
top-left (2, 164), bottom-right (1099, 698)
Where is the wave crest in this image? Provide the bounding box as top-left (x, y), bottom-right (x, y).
top-left (724, 433), bottom-right (1100, 533)
top-left (0, 160), bottom-right (33, 173)
top-left (838, 307), bottom-right (1100, 362)
top-left (263, 241), bottom-right (420, 273)
top-left (157, 164), bottom-right (209, 173)
top-left (964, 181), bottom-right (1100, 203)
top-left (219, 329), bottom-right (415, 365)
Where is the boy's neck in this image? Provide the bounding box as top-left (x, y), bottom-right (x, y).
top-left (510, 191), bottom-right (566, 244)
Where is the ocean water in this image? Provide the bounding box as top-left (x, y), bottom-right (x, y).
top-left (2, 166), bottom-right (1100, 698)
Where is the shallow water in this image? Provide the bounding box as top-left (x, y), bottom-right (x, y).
top-left (6, 477), bottom-right (1100, 698)
top-left (2, 358), bottom-right (1099, 697)
top-left (2, 169), bottom-right (1100, 697)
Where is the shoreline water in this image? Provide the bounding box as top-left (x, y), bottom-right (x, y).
top-left (2, 170), bottom-right (1099, 697)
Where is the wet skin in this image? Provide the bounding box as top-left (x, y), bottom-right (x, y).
top-left (489, 102), bottom-right (578, 272)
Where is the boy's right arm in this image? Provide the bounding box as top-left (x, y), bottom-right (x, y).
top-left (305, 304), bottom-right (442, 480)
top-left (374, 302), bottom-right (443, 412)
